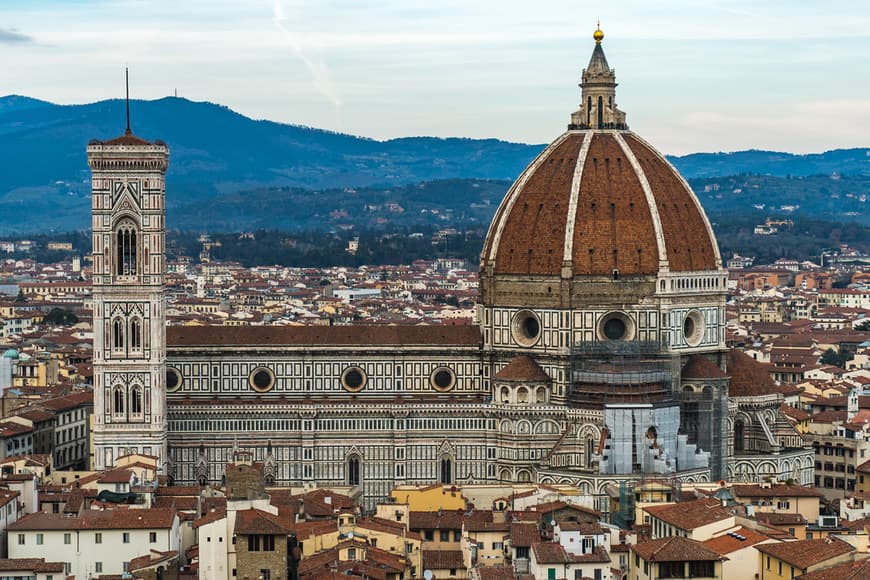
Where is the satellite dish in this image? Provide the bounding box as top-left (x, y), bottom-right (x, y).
top-left (424, 570), bottom-right (433, 580)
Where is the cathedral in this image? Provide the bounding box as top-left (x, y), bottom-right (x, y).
top-left (89, 28), bottom-right (813, 509)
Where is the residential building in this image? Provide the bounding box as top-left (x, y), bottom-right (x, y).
top-left (631, 536), bottom-right (726, 580)
top-left (7, 508), bottom-right (180, 578)
top-left (755, 537), bottom-right (855, 580)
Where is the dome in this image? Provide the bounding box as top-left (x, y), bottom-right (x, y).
top-left (2, 348), bottom-right (18, 359)
top-left (481, 33), bottom-right (720, 281)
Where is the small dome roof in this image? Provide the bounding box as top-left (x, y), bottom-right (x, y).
top-left (2, 349), bottom-right (18, 359)
top-left (494, 355), bottom-right (551, 382)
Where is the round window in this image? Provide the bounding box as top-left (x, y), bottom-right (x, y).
top-left (166, 367), bottom-right (183, 393)
top-left (603, 318), bottom-right (626, 340)
top-left (598, 312), bottom-right (634, 341)
top-left (248, 367), bottom-right (276, 393)
top-left (341, 366), bottom-right (367, 392)
top-left (511, 310), bottom-right (542, 347)
top-left (683, 310), bottom-right (705, 347)
top-left (430, 367), bottom-right (456, 392)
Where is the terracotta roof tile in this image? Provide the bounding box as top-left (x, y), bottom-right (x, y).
top-left (167, 324), bottom-right (480, 347)
top-left (9, 508), bottom-right (177, 531)
top-left (755, 538), bottom-right (855, 569)
top-left (494, 355), bottom-right (550, 382)
top-left (233, 508), bottom-right (291, 535)
top-left (682, 355), bottom-right (727, 380)
top-left (796, 559), bottom-right (870, 580)
top-left (422, 549), bottom-right (464, 569)
top-left (732, 484), bottom-right (823, 499)
top-left (632, 536), bottom-right (726, 562)
top-left (702, 527), bottom-right (771, 555)
top-left (727, 349), bottom-right (777, 397)
top-left (644, 498), bottom-right (732, 531)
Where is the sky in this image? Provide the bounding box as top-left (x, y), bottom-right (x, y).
top-left (2, 0), bottom-right (870, 154)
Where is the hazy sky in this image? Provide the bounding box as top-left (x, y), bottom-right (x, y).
top-left (2, 0), bottom-right (869, 154)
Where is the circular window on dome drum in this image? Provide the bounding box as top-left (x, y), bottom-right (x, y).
top-left (166, 367), bottom-right (183, 393)
top-left (683, 310), bottom-right (705, 347)
top-left (341, 366), bottom-right (367, 392)
top-left (598, 311), bottom-right (635, 341)
top-left (430, 367), bottom-right (456, 392)
top-left (511, 310), bottom-right (542, 347)
top-left (248, 366), bottom-right (276, 393)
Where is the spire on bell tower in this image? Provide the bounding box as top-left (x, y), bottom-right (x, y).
top-left (569, 24), bottom-right (628, 130)
top-left (125, 67), bottom-right (132, 136)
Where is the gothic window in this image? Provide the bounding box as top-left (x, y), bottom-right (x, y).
top-left (586, 96), bottom-right (592, 125)
top-left (115, 219), bottom-right (138, 276)
top-left (112, 318), bottom-right (125, 351)
top-left (129, 318), bottom-right (142, 352)
top-left (130, 386), bottom-right (143, 417)
top-left (113, 387), bottom-right (125, 416)
top-left (734, 420), bottom-right (745, 452)
top-left (440, 457), bottom-right (453, 484)
top-left (347, 455), bottom-right (361, 486)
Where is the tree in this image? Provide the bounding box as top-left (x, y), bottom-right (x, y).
top-left (43, 308), bottom-right (78, 326)
top-left (820, 348), bottom-right (850, 369)
top-left (855, 320), bottom-right (870, 332)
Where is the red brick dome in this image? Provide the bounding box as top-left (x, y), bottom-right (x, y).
top-left (482, 130), bottom-right (720, 277)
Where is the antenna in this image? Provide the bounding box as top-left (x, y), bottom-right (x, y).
top-left (125, 67), bottom-right (131, 135)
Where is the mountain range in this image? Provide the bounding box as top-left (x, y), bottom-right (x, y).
top-left (0, 95), bottom-right (868, 233)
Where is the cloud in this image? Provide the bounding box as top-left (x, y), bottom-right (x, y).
top-left (272, 0), bottom-right (342, 116)
top-left (0, 28), bottom-right (34, 44)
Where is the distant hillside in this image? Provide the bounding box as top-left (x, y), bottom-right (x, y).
top-left (0, 94), bottom-right (868, 233)
top-left (671, 148), bottom-right (870, 179)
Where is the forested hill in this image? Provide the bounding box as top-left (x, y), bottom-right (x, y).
top-left (0, 94), bottom-right (868, 233)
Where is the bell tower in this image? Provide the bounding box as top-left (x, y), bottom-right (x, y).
top-left (89, 75), bottom-right (170, 469)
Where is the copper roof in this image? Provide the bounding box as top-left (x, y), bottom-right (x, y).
top-left (167, 324), bottom-right (480, 347)
top-left (484, 131), bottom-right (719, 277)
top-left (494, 355), bottom-right (550, 382)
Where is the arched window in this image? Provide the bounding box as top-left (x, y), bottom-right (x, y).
top-left (734, 420), bottom-right (745, 452)
top-left (347, 455), bottom-right (361, 486)
top-left (113, 387), bottom-right (125, 416)
top-left (517, 387), bottom-right (529, 404)
top-left (440, 457), bottom-right (453, 484)
top-left (112, 318), bottom-right (124, 351)
top-left (500, 386), bottom-right (510, 403)
top-left (586, 96), bottom-right (592, 125)
top-left (597, 95), bottom-right (604, 127)
top-left (115, 219), bottom-right (138, 276)
top-left (129, 318), bottom-right (142, 351)
top-left (585, 437), bottom-right (595, 468)
top-left (130, 386), bottom-right (143, 416)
